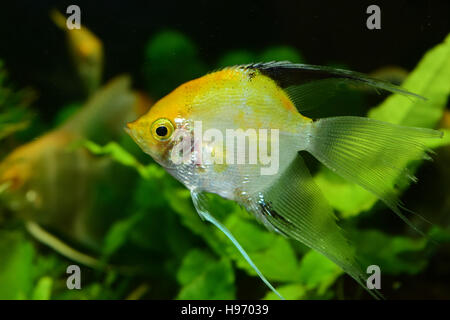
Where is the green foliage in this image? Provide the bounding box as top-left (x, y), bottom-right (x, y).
top-left (0, 231), bottom-right (34, 299)
top-left (0, 230), bottom-right (67, 300)
top-left (369, 34), bottom-right (450, 128)
top-left (102, 211), bottom-right (146, 258)
top-left (0, 60), bottom-right (35, 142)
top-left (263, 283), bottom-right (306, 300)
top-left (83, 141), bottom-right (167, 184)
top-left (176, 249), bottom-right (235, 299)
top-left (297, 251), bottom-right (342, 294)
top-left (258, 46), bottom-right (304, 63)
top-left (217, 50), bottom-right (256, 68)
top-left (216, 45), bottom-right (303, 69)
top-left (52, 102), bottom-right (82, 127)
top-left (144, 30), bottom-right (207, 98)
top-left (32, 277), bottom-right (53, 300)
top-left (216, 45), bottom-right (304, 68)
top-left (354, 230), bottom-right (428, 275)
top-left (223, 212), bottom-right (300, 282)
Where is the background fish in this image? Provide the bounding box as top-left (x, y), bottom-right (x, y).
top-left (127, 62), bottom-right (442, 299)
top-left (0, 76), bottom-right (139, 254)
top-left (50, 9), bottom-right (103, 96)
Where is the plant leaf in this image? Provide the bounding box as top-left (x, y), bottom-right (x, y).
top-left (176, 249), bottom-right (235, 299)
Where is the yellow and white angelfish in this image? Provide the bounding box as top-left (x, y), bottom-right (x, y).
top-left (126, 62), bottom-right (442, 299)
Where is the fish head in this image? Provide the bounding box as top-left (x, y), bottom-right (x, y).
top-left (125, 87), bottom-right (191, 168)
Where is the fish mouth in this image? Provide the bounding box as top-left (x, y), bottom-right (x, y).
top-left (124, 123), bottom-right (147, 152)
top-left (124, 121), bottom-right (140, 143)
top-left (124, 122), bottom-right (162, 162)
top-left (124, 121), bottom-right (193, 171)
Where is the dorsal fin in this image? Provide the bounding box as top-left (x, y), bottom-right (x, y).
top-left (241, 61), bottom-right (424, 112)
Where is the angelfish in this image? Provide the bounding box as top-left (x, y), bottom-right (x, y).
top-left (126, 62), bottom-right (442, 299)
top-left (50, 9), bottom-right (103, 95)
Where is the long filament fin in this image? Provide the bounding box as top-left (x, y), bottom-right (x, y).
top-left (191, 190), bottom-right (285, 300)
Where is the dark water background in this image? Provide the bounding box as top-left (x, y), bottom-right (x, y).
top-left (0, 0), bottom-right (448, 121)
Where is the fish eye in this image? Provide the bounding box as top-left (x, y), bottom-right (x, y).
top-left (156, 126), bottom-right (168, 137)
top-left (151, 118), bottom-right (174, 141)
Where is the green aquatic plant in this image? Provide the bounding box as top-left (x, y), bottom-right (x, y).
top-left (217, 45), bottom-right (304, 68)
top-left (217, 50), bottom-right (257, 68)
top-left (0, 60), bottom-right (35, 142)
top-left (144, 30), bottom-right (207, 99)
top-left (258, 46), bottom-right (304, 63)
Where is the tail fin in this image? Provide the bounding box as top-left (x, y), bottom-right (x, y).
top-left (305, 116), bottom-right (442, 233)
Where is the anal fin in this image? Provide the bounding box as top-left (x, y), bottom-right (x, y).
top-left (246, 155), bottom-right (382, 299)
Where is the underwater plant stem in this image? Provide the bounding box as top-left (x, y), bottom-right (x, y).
top-left (25, 220), bottom-right (104, 269)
